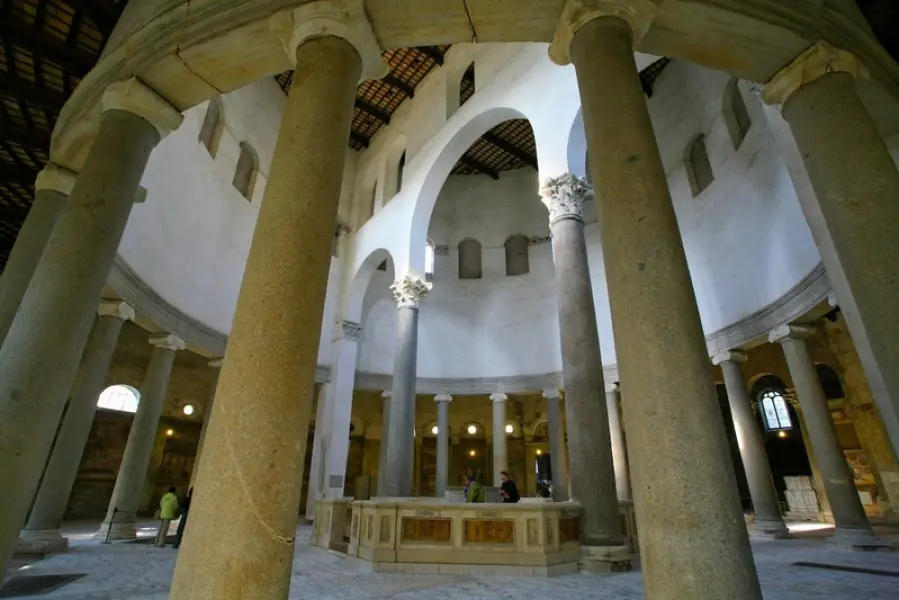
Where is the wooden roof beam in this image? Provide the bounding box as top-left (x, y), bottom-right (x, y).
top-left (63, 1), bottom-right (118, 33)
top-left (0, 161), bottom-right (38, 189)
top-left (350, 131), bottom-right (370, 149)
top-left (0, 118), bottom-right (51, 150)
top-left (481, 132), bottom-right (538, 169)
top-left (458, 154), bottom-right (499, 180)
top-left (0, 73), bottom-right (67, 111)
top-left (354, 97), bottom-right (391, 124)
top-left (417, 46), bottom-right (445, 65)
top-left (0, 17), bottom-right (96, 75)
top-left (382, 74), bottom-right (415, 98)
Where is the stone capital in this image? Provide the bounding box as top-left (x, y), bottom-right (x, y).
top-left (768, 324), bottom-right (814, 345)
top-left (434, 393), bottom-right (453, 404)
top-left (149, 333), bottom-right (186, 352)
top-left (102, 78), bottom-right (183, 139)
top-left (338, 320), bottom-right (362, 342)
top-left (605, 383), bottom-right (620, 394)
top-left (270, 0), bottom-right (388, 83)
top-left (381, 391), bottom-right (392, 400)
top-left (540, 173), bottom-right (592, 225)
top-left (542, 388), bottom-right (561, 400)
top-left (208, 357), bottom-right (224, 369)
top-left (549, 0), bottom-right (659, 65)
top-left (827, 292), bottom-right (839, 308)
top-left (711, 351), bottom-right (747, 366)
top-left (390, 275), bottom-right (432, 309)
top-left (35, 165), bottom-right (77, 195)
top-left (97, 300), bottom-right (134, 322)
top-left (762, 42), bottom-right (868, 107)
top-left (490, 393), bottom-right (509, 403)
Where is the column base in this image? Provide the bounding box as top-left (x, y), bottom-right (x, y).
top-left (16, 529), bottom-right (69, 555)
top-left (830, 527), bottom-right (893, 551)
top-left (92, 520), bottom-right (137, 541)
top-left (578, 545), bottom-right (632, 573)
top-left (754, 518), bottom-right (792, 539)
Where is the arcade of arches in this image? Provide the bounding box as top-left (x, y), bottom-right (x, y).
top-left (1, 1), bottom-right (899, 599)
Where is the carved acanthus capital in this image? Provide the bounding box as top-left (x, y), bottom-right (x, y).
top-left (270, 0), bottom-right (388, 82)
top-left (434, 394), bottom-right (453, 404)
top-left (542, 388), bottom-right (561, 400)
top-left (605, 383), bottom-right (619, 394)
top-left (149, 333), bottom-right (185, 352)
top-left (762, 42), bottom-right (867, 107)
top-left (490, 393), bottom-right (509, 404)
top-left (549, 0), bottom-right (659, 65)
top-left (102, 78), bottom-right (183, 139)
top-left (540, 173), bottom-right (592, 225)
top-left (98, 300), bottom-right (134, 322)
top-left (768, 324), bottom-right (814, 345)
top-left (390, 276), bottom-right (432, 309)
top-left (711, 351), bottom-right (747, 366)
top-left (339, 320), bottom-right (362, 342)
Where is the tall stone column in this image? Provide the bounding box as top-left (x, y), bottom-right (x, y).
top-left (376, 391), bottom-right (391, 496)
top-left (0, 165), bottom-right (74, 346)
top-left (169, 6), bottom-right (384, 596)
top-left (490, 393), bottom-right (509, 487)
top-left (762, 42), bottom-right (899, 456)
top-left (605, 384), bottom-right (631, 502)
top-left (0, 78), bottom-right (181, 575)
top-left (94, 334), bottom-right (184, 539)
top-left (769, 325), bottom-right (885, 547)
top-left (712, 352), bottom-right (789, 537)
top-left (543, 389), bottom-right (569, 501)
top-left (322, 320), bottom-right (362, 499)
top-left (538, 174), bottom-right (623, 557)
top-left (305, 384), bottom-right (327, 520)
top-left (550, 4), bottom-right (760, 593)
top-left (384, 276), bottom-right (430, 497)
top-left (17, 301), bottom-right (134, 553)
top-left (189, 358), bottom-right (223, 489)
top-left (434, 394), bottom-right (452, 497)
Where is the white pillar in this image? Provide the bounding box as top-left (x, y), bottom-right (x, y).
top-left (376, 391), bottom-right (391, 496)
top-left (434, 394), bottom-right (452, 497)
top-left (543, 388), bottom-right (569, 501)
top-left (490, 393), bottom-right (509, 487)
top-left (322, 320), bottom-right (362, 499)
top-left (605, 383), bottom-right (631, 502)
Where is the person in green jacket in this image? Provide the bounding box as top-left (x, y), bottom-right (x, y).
top-left (463, 473), bottom-right (486, 503)
top-left (154, 486), bottom-right (179, 548)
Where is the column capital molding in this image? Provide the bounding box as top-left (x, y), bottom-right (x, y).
top-left (768, 324), bottom-right (814, 344)
top-left (338, 320), bottom-right (362, 342)
top-left (208, 357), bottom-right (224, 369)
top-left (97, 299), bottom-right (134, 322)
top-left (539, 173), bottom-right (592, 224)
top-left (549, 0), bottom-right (659, 65)
top-left (35, 165), bottom-right (77, 195)
top-left (102, 78), bottom-right (183, 139)
top-left (380, 391), bottom-right (392, 400)
top-left (489, 393), bottom-right (509, 403)
top-left (762, 42), bottom-right (868, 107)
top-left (605, 383), bottom-right (620, 393)
top-left (711, 350), bottom-right (747, 366)
top-left (390, 275), bottom-right (432, 309)
top-left (434, 393), bottom-right (453, 404)
top-left (149, 333), bottom-right (185, 352)
top-left (270, 0), bottom-right (388, 83)
top-left (542, 388), bottom-right (561, 400)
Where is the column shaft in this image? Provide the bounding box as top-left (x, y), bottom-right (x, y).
top-left (323, 324), bottom-right (361, 499)
top-left (377, 392), bottom-right (391, 496)
top-left (435, 396), bottom-right (450, 497)
top-left (305, 384), bottom-right (328, 520)
top-left (545, 391), bottom-right (569, 501)
top-left (0, 109), bottom-right (161, 573)
top-left (0, 187), bottom-right (67, 345)
top-left (491, 395), bottom-right (508, 487)
top-left (570, 16), bottom-right (760, 597)
top-left (717, 358), bottom-right (788, 536)
top-left (385, 305), bottom-right (420, 496)
top-left (96, 339), bottom-right (181, 539)
top-left (168, 36), bottom-right (361, 600)
top-left (605, 386), bottom-right (631, 502)
top-left (20, 309), bottom-right (129, 551)
top-left (189, 361), bottom-right (222, 489)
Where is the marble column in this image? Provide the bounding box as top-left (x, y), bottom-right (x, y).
top-left (0, 78), bottom-right (181, 575)
top-left (94, 334), bottom-right (184, 539)
top-left (605, 384), bottom-right (631, 502)
top-left (490, 393), bottom-right (509, 487)
top-left (17, 300), bottom-right (134, 553)
top-left (189, 358), bottom-right (223, 489)
top-left (539, 174), bottom-right (622, 553)
top-left (543, 389), bottom-right (569, 501)
top-left (169, 9), bottom-right (382, 595)
top-left (552, 6), bottom-right (759, 593)
top-left (384, 276), bottom-right (430, 497)
top-left (434, 394), bottom-right (452, 497)
top-left (0, 166), bottom-right (74, 346)
top-left (769, 325), bottom-right (884, 547)
top-left (322, 320), bottom-right (362, 499)
top-left (376, 391), bottom-right (391, 496)
top-left (713, 352), bottom-right (789, 537)
top-left (305, 384), bottom-right (327, 520)
top-left (762, 42), bottom-right (899, 456)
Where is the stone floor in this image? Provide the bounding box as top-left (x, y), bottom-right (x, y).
top-left (3, 522), bottom-right (898, 599)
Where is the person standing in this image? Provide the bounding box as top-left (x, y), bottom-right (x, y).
top-left (499, 470), bottom-right (520, 503)
top-left (154, 486), bottom-right (179, 548)
top-left (172, 487), bottom-right (193, 549)
top-left (463, 472), bottom-right (486, 503)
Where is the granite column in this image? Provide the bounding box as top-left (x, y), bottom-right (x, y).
top-left (605, 384), bottom-right (631, 502)
top-left (713, 351), bottom-right (789, 537)
top-left (543, 389), bottom-right (569, 501)
top-left (95, 334), bottom-right (184, 539)
top-left (553, 7), bottom-right (761, 594)
top-left (0, 78), bottom-right (181, 575)
top-left (189, 358), bottom-right (223, 489)
top-left (490, 393), bottom-right (509, 487)
top-left (169, 9), bottom-right (381, 594)
top-left (434, 394), bottom-right (452, 497)
top-left (376, 391), bottom-right (391, 496)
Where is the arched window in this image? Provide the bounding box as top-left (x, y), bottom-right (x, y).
top-left (816, 364), bottom-right (845, 400)
top-left (460, 62), bottom-right (475, 107)
top-left (396, 151), bottom-right (406, 195)
top-left (233, 142), bottom-right (259, 200)
top-left (505, 234), bottom-right (530, 276)
top-left (458, 239), bottom-right (482, 280)
top-left (98, 384), bottom-right (140, 414)
top-left (723, 78), bottom-right (752, 150)
top-left (198, 97), bottom-right (223, 157)
top-left (425, 241), bottom-right (435, 282)
top-left (759, 390), bottom-right (792, 431)
top-left (685, 134), bottom-right (713, 197)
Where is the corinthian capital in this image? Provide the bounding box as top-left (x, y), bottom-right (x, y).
top-left (540, 173), bottom-right (592, 224)
top-left (390, 275), bottom-right (432, 309)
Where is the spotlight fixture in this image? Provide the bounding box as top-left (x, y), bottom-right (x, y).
top-left (467, 424), bottom-right (477, 434)
top-left (183, 404), bottom-right (195, 416)
top-left (165, 429), bottom-right (175, 437)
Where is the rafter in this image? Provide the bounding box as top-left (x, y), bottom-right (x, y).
top-left (0, 161), bottom-right (39, 188)
top-left (382, 73), bottom-right (415, 98)
top-left (354, 97), bottom-right (391, 124)
top-left (459, 154), bottom-right (499, 180)
top-left (482, 132), bottom-right (538, 169)
top-left (0, 16), bottom-right (95, 75)
top-left (0, 199), bottom-right (31, 223)
top-left (0, 73), bottom-right (67, 112)
top-left (0, 118), bottom-right (51, 150)
top-left (350, 131), bottom-right (370, 149)
top-left (417, 46), bottom-right (445, 65)
top-left (62, 0), bottom-right (117, 33)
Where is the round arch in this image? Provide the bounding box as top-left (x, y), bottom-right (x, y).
top-left (97, 384), bottom-right (141, 413)
top-left (342, 247), bottom-right (396, 324)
